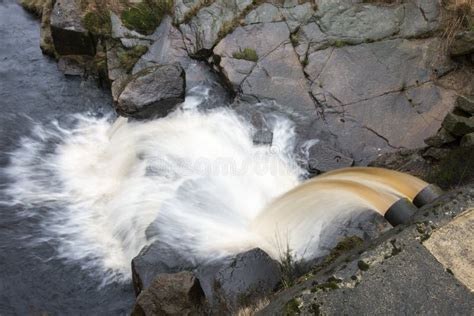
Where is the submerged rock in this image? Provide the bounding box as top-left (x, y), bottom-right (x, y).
top-left (214, 248), bottom-right (282, 311)
top-left (50, 0), bottom-right (95, 56)
top-left (132, 271), bottom-right (206, 316)
top-left (116, 64), bottom-right (186, 119)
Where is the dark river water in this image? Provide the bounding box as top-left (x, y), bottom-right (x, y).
top-left (0, 1), bottom-right (134, 314)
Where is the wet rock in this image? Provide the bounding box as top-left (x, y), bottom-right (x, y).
top-left (50, 0), bottom-right (95, 56)
top-left (38, 0), bottom-right (55, 56)
top-left (307, 142), bottom-right (353, 172)
top-left (422, 147), bottom-right (450, 160)
top-left (455, 95), bottom-right (474, 115)
top-left (214, 248), bottom-right (282, 311)
top-left (424, 128), bottom-right (456, 147)
top-left (449, 31), bottom-right (474, 56)
top-left (117, 64), bottom-right (186, 119)
top-left (131, 242), bottom-right (196, 295)
top-left (179, 0), bottom-right (253, 57)
top-left (253, 130), bottom-right (273, 145)
top-left (460, 132), bottom-right (474, 147)
top-left (132, 271), bottom-right (206, 316)
top-left (442, 112), bottom-right (474, 137)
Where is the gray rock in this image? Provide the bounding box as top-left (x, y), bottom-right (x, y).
top-left (456, 95), bottom-right (474, 115)
top-left (240, 41), bottom-right (316, 123)
top-left (50, 0), bottom-right (95, 56)
top-left (174, 0), bottom-right (203, 24)
top-left (460, 132), bottom-right (474, 147)
top-left (244, 3), bottom-right (283, 24)
top-left (132, 16), bottom-right (189, 74)
top-left (117, 64), bottom-right (186, 119)
top-left (105, 40), bottom-right (127, 82)
top-left (179, 0), bottom-right (253, 56)
top-left (57, 56), bottom-right (89, 76)
top-left (442, 112), bottom-right (474, 137)
top-left (399, 0), bottom-right (441, 38)
top-left (449, 31), bottom-right (474, 56)
top-left (308, 142), bottom-right (353, 172)
top-left (214, 248), bottom-right (282, 311)
top-left (131, 242), bottom-right (196, 295)
top-left (213, 22), bottom-right (290, 88)
top-left (132, 271), bottom-right (206, 316)
top-left (110, 12), bottom-right (147, 40)
top-left (280, 3), bottom-right (315, 33)
top-left (424, 128), bottom-right (456, 147)
top-left (318, 4), bottom-right (403, 44)
top-left (422, 147), bottom-right (450, 160)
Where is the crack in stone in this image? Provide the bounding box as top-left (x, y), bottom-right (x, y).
top-left (361, 125), bottom-right (404, 150)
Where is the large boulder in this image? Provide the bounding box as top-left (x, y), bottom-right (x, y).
top-left (116, 64), bottom-right (186, 119)
top-left (213, 248), bottom-right (282, 311)
top-left (132, 271), bottom-right (207, 316)
top-left (132, 242), bottom-right (196, 295)
top-left (50, 0), bottom-right (95, 56)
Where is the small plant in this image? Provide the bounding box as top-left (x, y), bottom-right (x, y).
top-left (118, 45), bottom-right (149, 72)
top-left (441, 0), bottom-right (474, 52)
top-left (290, 33), bottom-right (300, 46)
top-left (334, 40), bottom-right (346, 48)
top-left (232, 48), bottom-right (258, 62)
top-left (121, 0), bottom-right (173, 35)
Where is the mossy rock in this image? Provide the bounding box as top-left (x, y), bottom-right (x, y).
top-left (118, 45), bottom-right (149, 73)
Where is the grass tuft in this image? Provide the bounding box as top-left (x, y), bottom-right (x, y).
top-left (118, 45), bottom-right (149, 72)
top-left (121, 0), bottom-right (173, 35)
top-left (232, 48), bottom-right (258, 62)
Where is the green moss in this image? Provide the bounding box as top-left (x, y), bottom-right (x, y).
top-left (121, 0), bottom-right (173, 35)
top-left (284, 298), bottom-right (302, 316)
top-left (320, 236), bottom-right (364, 268)
top-left (232, 48), bottom-right (258, 62)
top-left (118, 45), bottom-right (149, 72)
top-left (357, 260), bottom-right (370, 271)
top-left (334, 40), bottom-right (347, 48)
top-left (426, 146), bottom-right (474, 189)
top-left (83, 10), bottom-right (111, 35)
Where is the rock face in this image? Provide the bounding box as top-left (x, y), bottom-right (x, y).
top-left (132, 271), bottom-right (206, 316)
top-left (50, 0), bottom-right (95, 56)
top-left (131, 242), bottom-right (196, 295)
top-left (180, 0), bottom-right (253, 57)
top-left (214, 248), bottom-right (282, 311)
top-left (116, 64), bottom-right (186, 119)
top-left (308, 142), bottom-right (353, 173)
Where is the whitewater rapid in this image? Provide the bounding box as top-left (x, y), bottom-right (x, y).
top-left (3, 91), bottom-right (306, 281)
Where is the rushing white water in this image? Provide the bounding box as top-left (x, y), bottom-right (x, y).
top-left (3, 92), bottom-right (305, 281)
